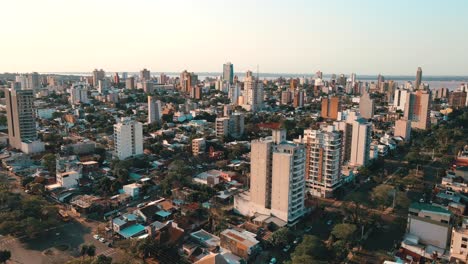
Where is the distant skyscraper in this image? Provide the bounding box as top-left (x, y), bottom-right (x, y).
top-left (180, 70), bottom-right (197, 94)
top-left (92, 69), bottom-right (105, 87)
top-left (140, 68), bottom-right (151, 81)
top-left (114, 118), bottom-right (143, 160)
top-left (113, 72), bottom-right (120, 85)
top-left (316, 70), bottom-right (323, 79)
top-left (321, 97), bottom-right (340, 120)
top-left (228, 83), bottom-right (240, 105)
top-left (159, 73), bottom-right (167, 84)
top-left (148, 96), bottom-right (162, 125)
top-left (69, 83), bottom-right (89, 105)
top-left (243, 71), bottom-right (263, 112)
top-left (293, 90), bottom-right (305, 108)
top-left (223, 62), bottom-right (234, 84)
top-left (404, 89), bottom-right (431, 130)
top-left (359, 89), bottom-right (375, 119)
top-left (301, 125), bottom-right (342, 198)
top-left (415, 67), bottom-right (422, 90)
top-left (125, 76), bottom-right (135, 89)
top-left (6, 88), bottom-right (43, 152)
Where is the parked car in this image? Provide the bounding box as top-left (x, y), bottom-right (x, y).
top-left (99, 237), bottom-right (106, 243)
top-left (283, 245), bottom-right (291, 252)
top-left (269, 257), bottom-right (277, 264)
top-left (93, 235), bottom-right (100, 240)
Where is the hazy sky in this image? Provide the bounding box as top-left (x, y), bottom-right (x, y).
top-left (1, 0), bottom-right (467, 75)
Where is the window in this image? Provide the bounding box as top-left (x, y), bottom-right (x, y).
top-left (463, 237), bottom-right (468, 242)
top-left (441, 220), bottom-right (449, 224)
top-left (462, 244), bottom-right (467, 249)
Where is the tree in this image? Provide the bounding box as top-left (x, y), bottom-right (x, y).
top-left (268, 227), bottom-right (290, 247)
top-left (291, 235), bottom-right (326, 260)
top-left (42, 153), bottom-right (56, 176)
top-left (0, 250), bottom-right (11, 264)
top-left (370, 184), bottom-right (394, 210)
top-left (80, 244), bottom-right (96, 260)
top-left (331, 223), bottom-right (357, 242)
top-left (91, 255), bottom-right (112, 264)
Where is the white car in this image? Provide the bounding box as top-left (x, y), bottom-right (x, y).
top-left (99, 237), bottom-right (106, 243)
top-left (93, 235), bottom-right (100, 240)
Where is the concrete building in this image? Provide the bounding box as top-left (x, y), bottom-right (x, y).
top-left (192, 138), bottom-right (206, 156)
top-left (215, 117), bottom-right (230, 138)
top-left (140, 68), bottom-right (151, 81)
top-left (56, 170), bottom-right (81, 189)
top-left (321, 97), bottom-right (340, 120)
top-left (223, 62), bottom-right (234, 84)
top-left (359, 89), bottom-right (375, 119)
top-left (220, 228), bottom-right (259, 260)
top-left (5, 88), bottom-right (44, 153)
top-left (228, 84), bottom-right (240, 105)
top-left (394, 119), bottom-right (412, 141)
top-left (247, 129), bottom-right (305, 224)
top-left (449, 91), bottom-right (467, 109)
top-left (123, 183), bottom-right (142, 198)
top-left (92, 69), bottom-right (105, 87)
top-left (126, 76), bottom-right (135, 89)
top-left (229, 112), bottom-right (245, 139)
top-left (393, 88), bottom-right (410, 112)
top-left (335, 112), bottom-right (372, 167)
top-left (148, 96), bottom-right (162, 125)
top-left (415, 67), bottom-right (423, 90)
top-left (401, 203), bottom-right (452, 260)
top-left (242, 71), bottom-right (263, 112)
top-left (300, 125), bottom-right (342, 198)
top-left (450, 218), bottom-right (468, 262)
top-left (69, 82), bottom-right (89, 105)
top-left (293, 90), bottom-right (305, 108)
top-left (404, 90), bottom-right (431, 130)
top-left (281, 91), bottom-right (292, 105)
top-left (114, 118), bottom-right (143, 160)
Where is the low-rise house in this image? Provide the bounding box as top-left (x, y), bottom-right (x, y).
top-left (123, 183), bottom-right (142, 198)
top-left (400, 203), bottom-right (452, 261)
top-left (450, 218), bottom-right (468, 262)
top-left (190, 229), bottom-right (220, 249)
top-left (220, 228), bottom-right (260, 260)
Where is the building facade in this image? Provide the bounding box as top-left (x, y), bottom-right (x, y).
top-left (114, 118), bottom-right (143, 160)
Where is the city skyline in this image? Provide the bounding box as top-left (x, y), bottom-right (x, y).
top-left (1, 0), bottom-right (467, 75)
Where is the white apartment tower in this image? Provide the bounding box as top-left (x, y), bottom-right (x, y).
top-left (69, 83), bottom-right (89, 105)
top-left (334, 111), bottom-right (372, 167)
top-left (147, 96), bottom-right (162, 124)
top-left (301, 125), bottom-right (342, 198)
top-left (250, 129), bottom-right (306, 224)
top-left (114, 118), bottom-right (143, 160)
top-left (243, 71), bottom-right (263, 112)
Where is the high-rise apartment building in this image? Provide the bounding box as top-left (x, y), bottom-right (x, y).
top-left (243, 71), bottom-right (263, 112)
top-left (415, 67), bottom-right (423, 90)
top-left (449, 91), bottom-right (467, 109)
top-left (148, 96), bottom-right (162, 125)
top-left (301, 125), bottom-right (342, 198)
top-left (5, 88), bottom-right (44, 153)
top-left (359, 89), bottom-right (375, 119)
top-left (248, 129), bottom-right (306, 224)
top-left (293, 90), bottom-right (305, 108)
top-left (215, 117), bottom-right (230, 138)
top-left (114, 118), bottom-right (143, 160)
top-left (393, 88), bottom-right (410, 112)
top-left (228, 84), bottom-right (240, 105)
top-left (404, 90), bottom-right (431, 130)
top-left (223, 62), bottom-right (234, 84)
top-left (92, 69), bottom-right (105, 87)
top-left (69, 83), bottom-right (89, 105)
top-left (229, 112), bottom-right (245, 139)
top-left (180, 70), bottom-right (198, 94)
top-left (140, 68), bottom-right (151, 81)
top-left (394, 119), bottom-right (411, 141)
top-left (334, 111), bottom-right (372, 167)
top-left (125, 76), bottom-right (135, 89)
top-left (321, 97), bottom-right (340, 120)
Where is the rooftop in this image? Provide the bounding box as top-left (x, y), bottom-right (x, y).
top-left (410, 202), bottom-right (451, 215)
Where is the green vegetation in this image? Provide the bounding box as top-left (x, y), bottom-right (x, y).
top-left (0, 250), bottom-right (11, 264)
top-left (0, 184), bottom-right (59, 238)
